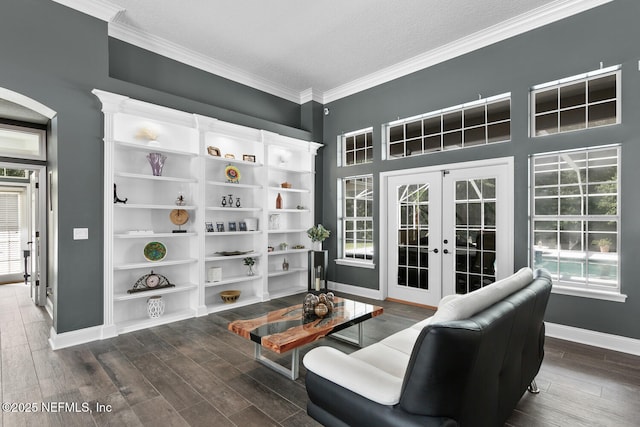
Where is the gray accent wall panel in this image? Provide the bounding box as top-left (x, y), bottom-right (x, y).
top-left (321, 0), bottom-right (640, 340)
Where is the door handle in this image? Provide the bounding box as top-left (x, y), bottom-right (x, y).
top-left (428, 248), bottom-right (439, 253)
top-left (443, 249), bottom-right (450, 254)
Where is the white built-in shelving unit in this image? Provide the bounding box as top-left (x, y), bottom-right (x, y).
top-left (93, 89), bottom-right (321, 337)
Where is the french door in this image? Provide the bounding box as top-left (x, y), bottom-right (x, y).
top-left (384, 159), bottom-right (513, 307)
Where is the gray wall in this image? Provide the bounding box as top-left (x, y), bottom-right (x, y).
top-left (321, 0), bottom-right (640, 340)
top-left (0, 0), bottom-right (315, 333)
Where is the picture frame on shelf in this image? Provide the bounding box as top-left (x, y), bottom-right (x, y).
top-left (224, 153), bottom-right (235, 159)
top-left (228, 221), bottom-right (237, 232)
top-left (216, 222), bottom-right (225, 232)
top-left (239, 221), bottom-right (247, 231)
top-left (207, 146), bottom-right (221, 157)
top-left (205, 222), bottom-right (214, 232)
top-left (243, 154), bottom-right (256, 162)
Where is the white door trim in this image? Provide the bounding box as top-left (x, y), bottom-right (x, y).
top-left (379, 156), bottom-right (514, 302)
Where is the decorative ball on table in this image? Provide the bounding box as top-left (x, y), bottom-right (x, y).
top-left (303, 292), bottom-right (334, 319)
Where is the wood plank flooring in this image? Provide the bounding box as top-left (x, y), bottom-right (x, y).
top-left (1, 282), bottom-right (639, 426)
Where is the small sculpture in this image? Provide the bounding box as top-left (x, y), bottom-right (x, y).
top-left (221, 196), bottom-right (227, 207)
top-left (146, 152), bottom-right (167, 176)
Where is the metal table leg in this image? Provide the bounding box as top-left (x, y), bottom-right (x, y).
top-left (254, 343), bottom-right (300, 380)
top-left (330, 322), bottom-right (364, 347)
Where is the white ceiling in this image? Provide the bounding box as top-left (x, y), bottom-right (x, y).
top-left (54, 0), bottom-right (611, 104)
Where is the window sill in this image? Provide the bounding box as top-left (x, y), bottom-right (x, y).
top-left (552, 285), bottom-right (627, 303)
top-left (334, 259), bottom-right (375, 269)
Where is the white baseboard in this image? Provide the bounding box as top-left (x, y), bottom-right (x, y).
top-left (48, 325), bottom-right (105, 350)
top-left (545, 322), bottom-right (640, 356)
top-left (328, 280), bottom-right (384, 300)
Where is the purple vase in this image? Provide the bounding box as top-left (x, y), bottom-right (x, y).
top-left (147, 152), bottom-right (167, 176)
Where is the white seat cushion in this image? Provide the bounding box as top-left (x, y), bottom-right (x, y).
top-left (303, 346), bottom-right (404, 405)
top-left (350, 342), bottom-right (411, 378)
top-left (380, 327), bottom-right (421, 355)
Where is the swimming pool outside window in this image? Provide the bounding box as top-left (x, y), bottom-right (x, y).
top-left (531, 145), bottom-right (622, 300)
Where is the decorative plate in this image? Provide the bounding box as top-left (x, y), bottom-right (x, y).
top-left (169, 209), bottom-right (189, 225)
top-left (225, 165), bottom-right (241, 183)
top-left (144, 241), bottom-right (167, 262)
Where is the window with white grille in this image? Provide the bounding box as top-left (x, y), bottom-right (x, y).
top-left (385, 94), bottom-right (511, 159)
top-left (531, 145), bottom-right (621, 297)
top-left (531, 66), bottom-right (620, 137)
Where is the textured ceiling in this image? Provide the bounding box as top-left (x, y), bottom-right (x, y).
top-left (104, 0), bottom-right (562, 98)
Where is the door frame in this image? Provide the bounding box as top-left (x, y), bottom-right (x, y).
top-left (379, 156), bottom-right (514, 303)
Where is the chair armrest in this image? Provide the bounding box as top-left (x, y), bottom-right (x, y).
top-left (303, 346), bottom-right (404, 405)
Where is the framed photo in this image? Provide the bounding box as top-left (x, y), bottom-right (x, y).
top-left (243, 154), bottom-right (256, 163)
top-left (228, 221), bottom-right (237, 232)
top-left (224, 153), bottom-right (235, 159)
top-left (216, 222), bottom-right (225, 232)
top-left (205, 222), bottom-right (214, 232)
top-left (238, 221), bottom-right (247, 231)
top-left (207, 146), bottom-right (221, 157)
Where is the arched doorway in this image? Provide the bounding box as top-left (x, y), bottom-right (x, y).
top-left (0, 88), bottom-right (56, 312)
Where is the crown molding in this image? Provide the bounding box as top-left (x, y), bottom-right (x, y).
top-left (52, 0), bottom-right (613, 105)
top-left (51, 0), bottom-right (124, 22)
top-left (321, 0), bottom-right (614, 104)
top-left (299, 88), bottom-right (323, 104)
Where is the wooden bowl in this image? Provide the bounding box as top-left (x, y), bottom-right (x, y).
top-left (220, 290), bottom-right (241, 304)
top-left (281, 182), bottom-right (292, 188)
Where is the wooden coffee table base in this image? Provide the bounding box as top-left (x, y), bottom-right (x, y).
top-left (228, 297), bottom-right (383, 380)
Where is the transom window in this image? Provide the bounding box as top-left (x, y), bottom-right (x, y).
top-left (531, 66), bottom-right (620, 137)
top-left (340, 128), bottom-right (373, 166)
top-left (531, 145), bottom-right (621, 297)
top-left (0, 124), bottom-right (46, 161)
top-left (339, 175), bottom-right (374, 262)
top-left (385, 93), bottom-right (510, 159)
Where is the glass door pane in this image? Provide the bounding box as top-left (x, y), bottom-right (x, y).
top-left (454, 177), bottom-right (497, 294)
top-left (397, 183), bottom-right (430, 290)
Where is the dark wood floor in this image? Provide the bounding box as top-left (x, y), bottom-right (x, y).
top-left (1, 283), bottom-right (639, 427)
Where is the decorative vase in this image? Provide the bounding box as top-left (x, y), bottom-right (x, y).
top-left (276, 193), bottom-right (283, 209)
top-left (313, 241), bottom-right (323, 251)
top-left (282, 258), bottom-right (289, 271)
top-left (147, 296), bottom-right (165, 319)
top-left (247, 265), bottom-right (255, 276)
top-left (146, 152), bottom-right (167, 176)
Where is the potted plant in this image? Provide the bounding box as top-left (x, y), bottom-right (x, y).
top-left (243, 256), bottom-right (255, 275)
top-left (592, 238), bottom-right (613, 253)
top-left (307, 224), bottom-right (331, 250)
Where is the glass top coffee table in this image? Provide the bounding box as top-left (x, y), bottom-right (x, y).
top-left (228, 296), bottom-right (383, 380)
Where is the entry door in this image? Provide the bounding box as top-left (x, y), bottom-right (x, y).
top-left (385, 161), bottom-right (513, 307)
top-left (29, 169), bottom-right (46, 306)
